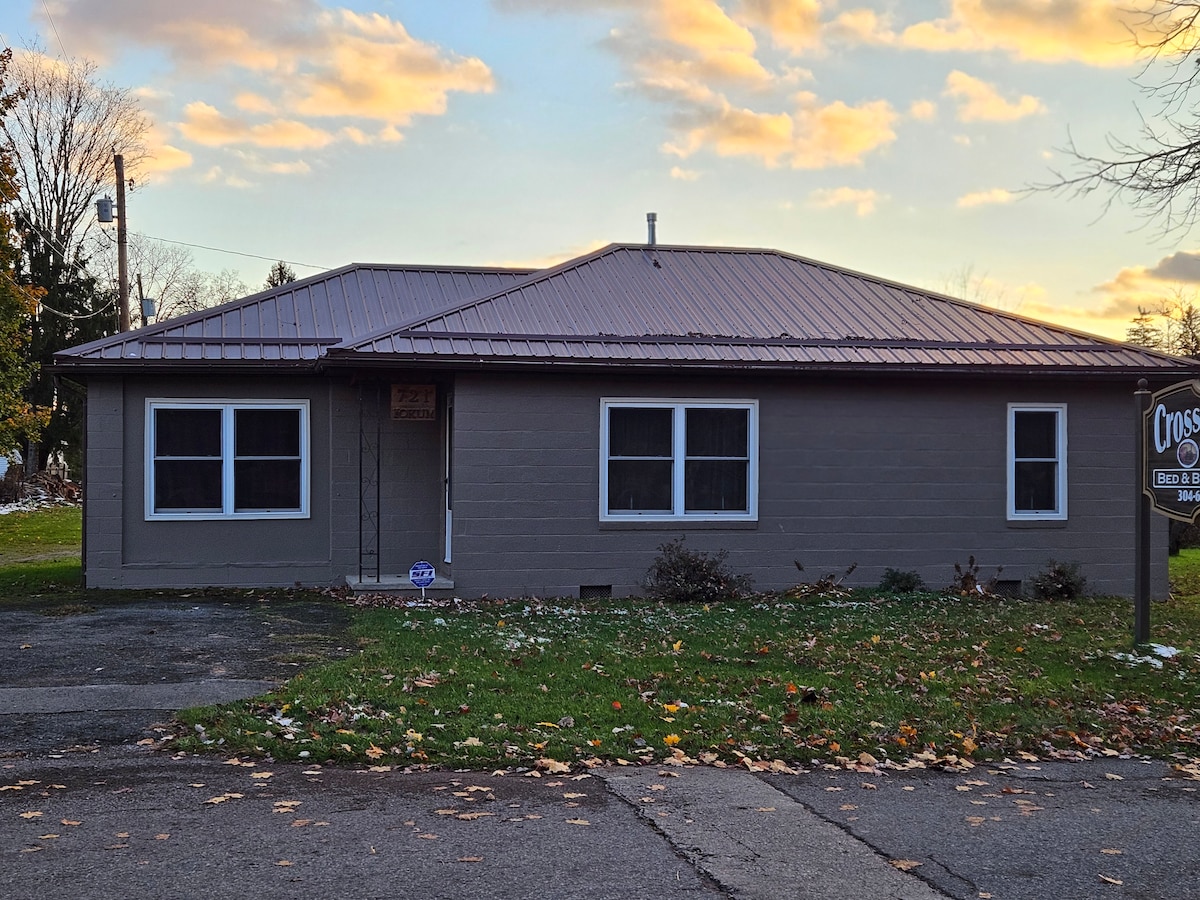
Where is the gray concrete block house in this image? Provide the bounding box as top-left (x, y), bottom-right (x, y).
top-left (53, 241), bottom-right (1199, 598)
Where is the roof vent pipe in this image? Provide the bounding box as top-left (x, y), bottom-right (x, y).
top-left (647, 212), bottom-right (657, 246)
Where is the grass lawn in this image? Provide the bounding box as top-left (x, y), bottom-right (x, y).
top-left (173, 586), bottom-right (1200, 770)
top-left (0, 505), bottom-right (83, 599)
top-left (4, 504), bottom-right (1197, 771)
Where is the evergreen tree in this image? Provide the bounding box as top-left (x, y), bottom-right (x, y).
top-left (0, 49), bottom-right (49, 457)
top-left (265, 260), bottom-right (297, 288)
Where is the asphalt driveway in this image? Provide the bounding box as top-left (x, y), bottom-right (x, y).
top-left (0, 598), bottom-right (354, 754)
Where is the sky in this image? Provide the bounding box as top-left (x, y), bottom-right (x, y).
top-left (2, 0), bottom-right (1199, 340)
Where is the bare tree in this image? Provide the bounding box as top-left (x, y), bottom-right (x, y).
top-left (1125, 284), bottom-right (1200, 356)
top-left (1, 48), bottom-right (148, 266)
top-left (157, 268), bottom-right (249, 321)
top-left (1045, 3), bottom-right (1200, 237)
top-left (937, 264), bottom-right (1011, 310)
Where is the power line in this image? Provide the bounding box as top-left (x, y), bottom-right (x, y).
top-left (133, 232), bottom-right (328, 270)
top-left (38, 0), bottom-right (71, 60)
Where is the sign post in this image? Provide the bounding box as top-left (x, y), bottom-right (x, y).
top-left (1138, 378), bottom-right (1200, 644)
top-left (409, 560), bottom-right (436, 601)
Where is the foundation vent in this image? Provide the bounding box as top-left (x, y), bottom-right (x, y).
top-left (579, 584), bottom-right (613, 600)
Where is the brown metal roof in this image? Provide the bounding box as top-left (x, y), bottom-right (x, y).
top-left (55, 263), bottom-right (534, 366)
top-left (54, 243), bottom-right (1200, 376)
top-left (328, 244), bottom-right (1198, 375)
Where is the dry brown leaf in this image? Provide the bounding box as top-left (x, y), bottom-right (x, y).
top-left (276, 860), bottom-right (293, 867)
top-left (890, 859), bottom-right (923, 871)
top-left (566, 818), bottom-right (590, 826)
top-left (60, 819), bottom-right (81, 826)
top-left (458, 856), bottom-right (484, 863)
top-left (456, 812), bottom-right (495, 821)
top-left (19, 811), bottom-right (43, 819)
top-left (1099, 875), bottom-right (1123, 885)
top-left (1101, 849), bottom-right (1123, 855)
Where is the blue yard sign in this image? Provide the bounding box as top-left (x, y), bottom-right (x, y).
top-left (409, 560), bottom-right (436, 589)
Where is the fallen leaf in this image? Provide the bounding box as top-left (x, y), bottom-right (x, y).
top-left (19, 811), bottom-right (43, 819)
top-left (566, 818), bottom-right (590, 826)
top-left (890, 860), bottom-right (923, 872)
top-left (1101, 849), bottom-right (1123, 855)
top-left (455, 812), bottom-right (495, 821)
top-left (1099, 875), bottom-right (1123, 885)
top-left (458, 856), bottom-right (484, 863)
top-left (60, 819), bottom-right (81, 826)
top-left (276, 860), bottom-right (293, 867)
top-left (250, 772), bottom-right (273, 780)
top-left (1105, 773), bottom-right (1124, 781)
top-left (365, 745), bottom-right (385, 760)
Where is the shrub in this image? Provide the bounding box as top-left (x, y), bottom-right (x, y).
top-left (878, 568), bottom-right (924, 594)
top-left (643, 538), bottom-right (752, 604)
top-left (949, 556), bottom-right (1003, 597)
top-left (1029, 560), bottom-right (1087, 601)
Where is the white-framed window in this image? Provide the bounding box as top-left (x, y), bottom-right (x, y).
top-left (1007, 403), bottom-right (1067, 521)
top-left (600, 399), bottom-right (758, 522)
top-left (146, 400), bottom-right (310, 520)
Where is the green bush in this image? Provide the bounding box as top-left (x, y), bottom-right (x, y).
top-left (643, 538), bottom-right (752, 604)
top-left (879, 568), bottom-right (924, 593)
top-left (1029, 560), bottom-right (1087, 601)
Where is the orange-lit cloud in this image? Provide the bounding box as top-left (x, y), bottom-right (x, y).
top-left (739, 0), bottom-right (822, 54)
top-left (663, 93), bottom-right (897, 168)
top-left (943, 71), bottom-right (1045, 122)
top-left (44, 0), bottom-right (495, 155)
top-left (957, 188), bottom-right (1014, 208)
top-left (809, 186), bottom-right (884, 216)
top-left (898, 0), bottom-right (1155, 67)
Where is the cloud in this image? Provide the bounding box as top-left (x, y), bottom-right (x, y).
top-left (43, 1), bottom-right (495, 150)
top-left (177, 102), bottom-right (336, 149)
top-left (897, 0), bottom-right (1152, 67)
top-left (663, 92), bottom-right (897, 168)
top-left (738, 0), bottom-right (822, 54)
top-left (943, 71), bottom-right (1045, 122)
top-left (908, 99), bottom-right (937, 122)
top-left (809, 186), bottom-right (884, 216)
top-left (141, 124), bottom-right (194, 177)
top-left (670, 165), bottom-right (701, 180)
top-left (957, 188), bottom-right (1014, 208)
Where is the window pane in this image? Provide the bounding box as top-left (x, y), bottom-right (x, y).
top-left (154, 460), bottom-right (222, 510)
top-left (155, 408), bottom-right (221, 457)
top-left (685, 460), bottom-right (748, 512)
top-left (1014, 461), bottom-right (1056, 511)
top-left (234, 459), bottom-right (302, 511)
top-left (1014, 411), bottom-right (1057, 459)
top-left (236, 408), bottom-right (300, 457)
top-left (609, 408), bottom-right (672, 457)
top-left (686, 408), bottom-right (747, 457)
top-left (607, 460), bottom-right (672, 512)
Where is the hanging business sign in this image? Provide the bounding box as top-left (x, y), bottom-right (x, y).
top-left (391, 384), bottom-right (437, 421)
top-left (1144, 380), bottom-right (1200, 522)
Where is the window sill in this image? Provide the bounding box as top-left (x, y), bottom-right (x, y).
top-left (1006, 518), bottom-right (1068, 529)
top-left (600, 519), bottom-right (759, 531)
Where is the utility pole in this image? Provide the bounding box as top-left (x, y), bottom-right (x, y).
top-left (114, 152), bottom-right (130, 332)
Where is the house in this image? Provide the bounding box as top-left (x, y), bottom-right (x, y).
top-left (52, 240), bottom-right (1199, 598)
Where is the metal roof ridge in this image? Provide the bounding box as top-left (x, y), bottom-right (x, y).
top-left (54, 260), bottom-right (538, 361)
top-left (333, 243), bottom-right (626, 351)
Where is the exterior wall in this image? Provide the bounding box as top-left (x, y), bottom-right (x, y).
top-left (82, 374), bottom-right (447, 590)
top-left (448, 371), bottom-right (1167, 599)
top-left (81, 367), bottom-right (1167, 598)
